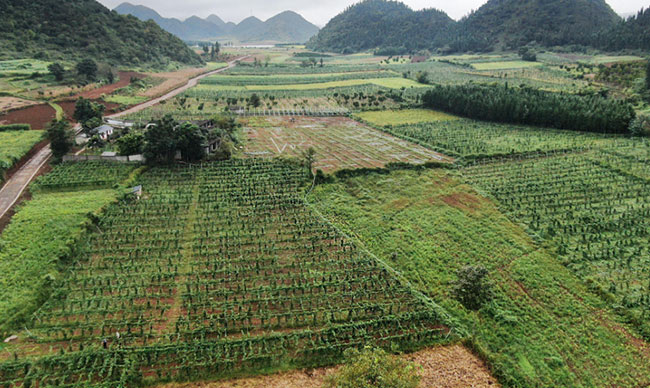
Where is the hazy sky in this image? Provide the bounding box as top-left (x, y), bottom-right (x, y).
top-left (98, 0), bottom-right (650, 26)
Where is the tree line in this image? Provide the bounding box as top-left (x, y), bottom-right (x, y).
top-left (421, 84), bottom-right (636, 134)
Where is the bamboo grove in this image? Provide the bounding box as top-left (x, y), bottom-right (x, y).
top-left (421, 84), bottom-right (636, 134)
top-left (0, 159), bottom-right (454, 387)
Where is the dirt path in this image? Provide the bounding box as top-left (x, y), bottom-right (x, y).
top-left (110, 58), bottom-right (246, 119)
top-left (0, 58), bottom-right (245, 224)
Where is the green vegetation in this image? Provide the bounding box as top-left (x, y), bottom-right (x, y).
top-left (323, 347), bottom-right (421, 388)
top-left (46, 120), bottom-right (74, 162)
top-left (196, 77), bottom-right (426, 91)
top-left (307, 0), bottom-right (454, 53)
top-left (308, 0), bottom-right (635, 54)
top-left (0, 188), bottom-right (118, 334)
top-left (0, 0), bottom-right (203, 68)
top-left (356, 109), bottom-right (458, 126)
top-left (471, 61), bottom-right (541, 70)
top-left (0, 124), bottom-right (31, 131)
top-left (422, 84), bottom-right (635, 134)
top-left (0, 130), bottom-right (43, 181)
top-left (309, 168), bottom-right (650, 387)
top-left (0, 160), bottom-right (454, 386)
top-left (379, 119), bottom-right (617, 159)
top-left (33, 161), bottom-right (139, 191)
top-left (464, 147), bottom-right (650, 338)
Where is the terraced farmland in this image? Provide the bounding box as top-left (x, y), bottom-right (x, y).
top-left (0, 159), bottom-right (454, 387)
top-left (242, 116), bottom-right (451, 172)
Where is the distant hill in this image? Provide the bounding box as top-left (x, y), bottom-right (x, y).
top-left (237, 12), bottom-right (321, 43)
top-left (460, 0), bottom-right (622, 50)
top-left (114, 3), bottom-right (320, 43)
top-left (0, 0), bottom-right (203, 67)
top-left (307, 0), bottom-right (454, 53)
top-left (115, 3), bottom-right (224, 40)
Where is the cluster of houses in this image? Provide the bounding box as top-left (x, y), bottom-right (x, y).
top-left (79, 118), bottom-right (222, 159)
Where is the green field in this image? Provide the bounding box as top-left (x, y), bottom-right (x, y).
top-left (379, 119), bottom-right (618, 159)
top-left (0, 160), bottom-right (454, 386)
top-left (196, 77), bottom-right (427, 91)
top-left (464, 148), bottom-right (650, 337)
top-left (471, 61), bottom-right (544, 70)
top-left (0, 188), bottom-right (118, 334)
top-left (0, 130), bottom-right (43, 181)
top-left (356, 109), bottom-right (458, 126)
top-left (309, 169), bottom-right (650, 387)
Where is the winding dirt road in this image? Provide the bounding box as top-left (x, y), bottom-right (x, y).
top-left (0, 57), bottom-right (244, 221)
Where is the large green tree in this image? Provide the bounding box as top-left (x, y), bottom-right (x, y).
top-left (46, 120), bottom-right (74, 162)
top-left (176, 123), bottom-right (206, 162)
top-left (73, 98), bottom-right (105, 134)
top-left (76, 59), bottom-right (98, 81)
top-left (47, 63), bottom-right (65, 81)
top-left (143, 115), bottom-right (179, 164)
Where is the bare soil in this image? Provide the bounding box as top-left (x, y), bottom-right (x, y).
top-left (72, 71), bottom-right (145, 100)
top-left (0, 103), bottom-right (56, 129)
top-left (155, 345), bottom-right (498, 388)
top-left (0, 97), bottom-right (38, 113)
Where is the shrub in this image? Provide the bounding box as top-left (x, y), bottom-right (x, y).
top-left (0, 124), bottom-right (31, 131)
top-left (452, 265), bottom-right (494, 311)
top-left (323, 347), bottom-right (420, 388)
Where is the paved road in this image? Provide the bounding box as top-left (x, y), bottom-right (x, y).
top-left (0, 145), bottom-right (51, 219)
top-left (110, 58), bottom-right (244, 119)
top-left (0, 57), bottom-right (245, 220)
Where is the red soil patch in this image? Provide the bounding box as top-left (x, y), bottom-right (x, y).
top-left (0, 104), bottom-right (56, 130)
top-left (438, 192), bottom-right (483, 213)
top-left (72, 71), bottom-right (145, 100)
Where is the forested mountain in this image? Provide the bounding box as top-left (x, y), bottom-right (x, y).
top-left (307, 0), bottom-right (454, 53)
top-left (460, 0), bottom-right (621, 50)
top-left (115, 3), bottom-right (320, 43)
top-left (308, 0), bottom-right (639, 54)
top-left (0, 0), bottom-right (203, 67)
top-left (593, 8), bottom-right (650, 50)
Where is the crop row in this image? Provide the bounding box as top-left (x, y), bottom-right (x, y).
top-left (463, 149), bottom-right (650, 337)
top-left (0, 159), bottom-right (452, 387)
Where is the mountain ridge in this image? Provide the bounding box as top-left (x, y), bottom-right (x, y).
top-left (307, 0), bottom-right (626, 53)
top-left (0, 0), bottom-right (203, 67)
top-left (114, 2), bottom-right (320, 43)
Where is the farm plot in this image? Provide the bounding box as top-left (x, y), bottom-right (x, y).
top-left (0, 130), bottom-right (44, 182)
top-left (309, 168), bottom-right (650, 387)
top-left (0, 159), bottom-right (454, 387)
top-left (32, 160), bottom-right (140, 191)
top-left (356, 109), bottom-right (458, 127)
top-left (382, 119), bottom-right (619, 159)
top-left (194, 77), bottom-right (426, 92)
top-left (242, 116), bottom-right (451, 172)
top-left (463, 150), bottom-right (650, 337)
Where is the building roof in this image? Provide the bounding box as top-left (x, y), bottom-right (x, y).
top-left (94, 125), bottom-right (114, 134)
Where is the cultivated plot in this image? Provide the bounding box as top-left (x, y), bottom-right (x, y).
top-left (242, 116), bottom-right (451, 172)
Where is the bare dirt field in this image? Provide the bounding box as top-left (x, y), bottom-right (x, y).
top-left (156, 345), bottom-right (498, 388)
top-left (140, 67), bottom-right (221, 98)
top-left (242, 116), bottom-right (451, 172)
top-left (73, 71), bottom-right (145, 100)
top-left (0, 97), bottom-right (38, 113)
top-left (0, 103), bottom-right (56, 129)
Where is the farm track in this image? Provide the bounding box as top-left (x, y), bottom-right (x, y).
top-left (0, 57), bottom-right (246, 224)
